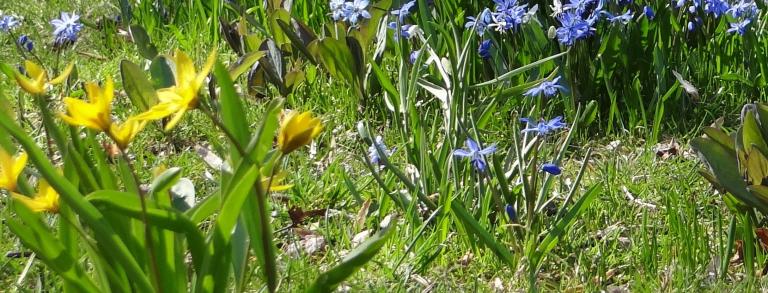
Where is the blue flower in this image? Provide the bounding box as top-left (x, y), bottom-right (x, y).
top-left (17, 34), bottom-right (33, 51)
top-left (478, 40), bottom-right (493, 59)
top-left (673, 0), bottom-right (686, 8)
top-left (465, 8), bottom-right (493, 36)
top-left (520, 116), bottom-right (567, 136)
top-left (604, 10), bottom-right (633, 25)
top-left (345, 0), bottom-right (372, 25)
top-left (51, 12), bottom-right (83, 45)
top-left (0, 15), bottom-right (20, 32)
top-left (388, 22), bottom-right (415, 39)
top-left (453, 138), bottom-right (497, 173)
top-left (687, 21), bottom-right (695, 31)
top-left (727, 19), bottom-right (751, 35)
top-left (541, 163), bottom-right (562, 175)
top-left (391, 0), bottom-right (417, 22)
top-left (490, 0), bottom-right (529, 33)
top-left (409, 50), bottom-right (420, 64)
top-left (728, 0), bottom-right (758, 18)
top-left (643, 6), bottom-right (655, 20)
top-left (555, 11), bottom-right (594, 46)
top-left (369, 135), bottom-right (394, 166)
top-left (330, 0), bottom-right (346, 20)
top-left (704, 0), bottom-right (730, 17)
top-left (505, 204), bottom-right (517, 221)
top-left (564, 0), bottom-right (597, 15)
top-left (525, 76), bottom-right (566, 97)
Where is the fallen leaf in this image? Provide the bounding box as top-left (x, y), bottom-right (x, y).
top-left (288, 206), bottom-right (326, 226)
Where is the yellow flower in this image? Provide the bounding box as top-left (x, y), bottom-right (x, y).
top-left (0, 149), bottom-right (27, 192)
top-left (60, 77), bottom-right (114, 132)
top-left (277, 111), bottom-right (323, 154)
top-left (133, 49), bottom-right (216, 131)
top-left (108, 119), bottom-right (147, 150)
top-left (15, 60), bottom-right (74, 95)
top-left (12, 180), bottom-right (59, 214)
top-left (261, 170), bottom-right (293, 192)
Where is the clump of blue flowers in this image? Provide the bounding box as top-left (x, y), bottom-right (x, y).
top-left (466, 0), bottom-right (535, 36)
top-left (726, 0), bottom-right (759, 35)
top-left (454, 138), bottom-right (497, 173)
top-left (330, 0), bottom-right (371, 26)
top-left (51, 12), bottom-right (83, 45)
top-left (520, 116), bottom-right (567, 136)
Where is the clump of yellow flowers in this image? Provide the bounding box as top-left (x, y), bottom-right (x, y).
top-left (59, 77), bottom-right (146, 151)
top-left (0, 148), bottom-right (59, 214)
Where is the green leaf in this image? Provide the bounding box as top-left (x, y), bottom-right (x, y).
top-left (532, 184), bottom-right (601, 268)
top-left (451, 201), bottom-right (515, 265)
top-left (742, 109), bottom-right (768, 155)
top-left (86, 190), bottom-right (207, 273)
top-left (703, 127), bottom-right (734, 150)
top-left (691, 137), bottom-right (768, 213)
top-left (121, 60), bottom-right (159, 112)
top-left (276, 19), bottom-right (317, 64)
top-left (308, 223), bottom-right (394, 292)
top-left (214, 62), bottom-right (251, 147)
top-left (472, 51), bottom-right (567, 88)
top-left (130, 25), bottom-right (158, 60)
top-left (8, 203), bottom-right (100, 292)
top-left (150, 55), bottom-right (175, 89)
top-left (228, 50), bottom-right (267, 80)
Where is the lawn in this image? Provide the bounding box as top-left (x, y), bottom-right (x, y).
top-left (0, 0), bottom-right (767, 291)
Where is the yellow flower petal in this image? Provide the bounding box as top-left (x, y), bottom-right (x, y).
top-left (49, 62), bottom-right (75, 85)
top-left (60, 78), bottom-right (114, 131)
top-left (277, 111), bottom-right (323, 154)
top-left (0, 150), bottom-right (26, 191)
top-left (109, 119), bottom-right (147, 150)
top-left (11, 180), bottom-right (59, 213)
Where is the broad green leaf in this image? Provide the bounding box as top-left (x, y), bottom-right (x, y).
top-left (228, 50), bottom-right (267, 80)
top-left (276, 19), bottom-right (317, 64)
top-left (742, 110), bottom-right (768, 155)
top-left (451, 201), bottom-right (514, 265)
top-left (121, 60), bottom-right (159, 112)
top-left (703, 127), bottom-right (734, 150)
top-left (87, 190), bottom-right (207, 273)
top-left (150, 55), bottom-right (175, 89)
top-left (691, 137), bottom-right (768, 213)
top-left (130, 25), bottom-right (158, 60)
top-left (214, 62), bottom-right (251, 147)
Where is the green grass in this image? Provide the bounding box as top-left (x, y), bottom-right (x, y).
top-left (2, 0), bottom-right (768, 291)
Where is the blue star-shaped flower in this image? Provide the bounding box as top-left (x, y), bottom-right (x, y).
top-left (520, 116), bottom-right (567, 136)
top-left (51, 12), bottom-right (83, 45)
top-left (525, 76), bottom-right (566, 97)
top-left (454, 138), bottom-right (497, 173)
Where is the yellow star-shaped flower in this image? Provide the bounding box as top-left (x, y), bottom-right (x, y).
top-left (60, 77), bottom-right (114, 132)
top-left (0, 149), bottom-right (27, 192)
top-left (15, 60), bottom-right (74, 95)
top-left (12, 180), bottom-right (59, 214)
top-left (277, 111), bottom-right (323, 154)
top-left (108, 118), bottom-right (148, 150)
top-left (133, 49), bottom-right (216, 131)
